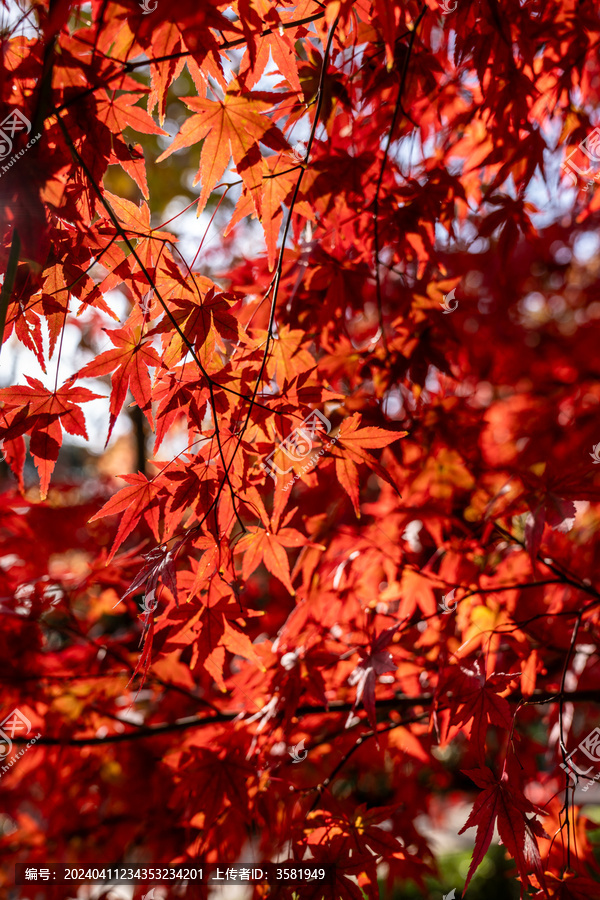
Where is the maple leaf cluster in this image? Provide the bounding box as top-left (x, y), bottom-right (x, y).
top-left (2, 1), bottom-right (600, 898)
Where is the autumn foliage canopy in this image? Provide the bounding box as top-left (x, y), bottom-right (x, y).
top-left (2, 0), bottom-right (600, 897)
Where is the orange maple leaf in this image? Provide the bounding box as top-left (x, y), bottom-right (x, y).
top-left (77, 325), bottom-right (162, 443)
top-left (156, 79), bottom-right (290, 216)
top-left (0, 377), bottom-right (101, 499)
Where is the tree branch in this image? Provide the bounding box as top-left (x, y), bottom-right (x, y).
top-left (51, 13), bottom-right (327, 118)
top-left (13, 688), bottom-right (600, 747)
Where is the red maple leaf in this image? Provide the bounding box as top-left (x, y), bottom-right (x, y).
top-left (459, 763), bottom-right (548, 892)
top-left (0, 377), bottom-right (101, 498)
top-left (438, 659), bottom-right (516, 756)
top-left (77, 325), bottom-right (162, 443)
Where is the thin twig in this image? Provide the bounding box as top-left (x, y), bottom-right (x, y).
top-left (372, 4), bottom-right (428, 354)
